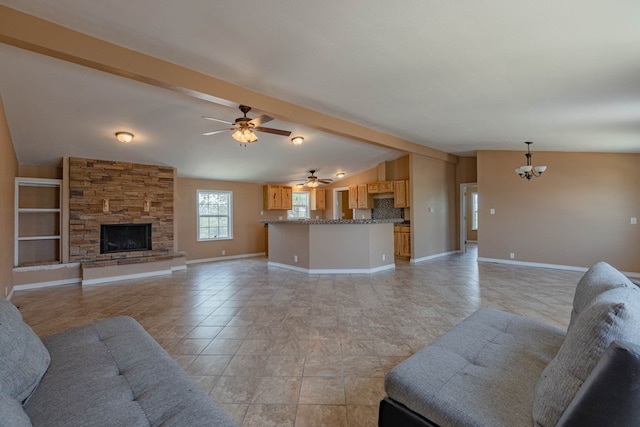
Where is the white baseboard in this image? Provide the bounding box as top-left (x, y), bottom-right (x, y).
top-left (14, 278), bottom-right (82, 291)
top-left (82, 269), bottom-right (172, 286)
top-left (411, 251), bottom-right (459, 264)
top-left (171, 265), bottom-right (187, 271)
top-left (186, 252), bottom-right (265, 265)
top-left (477, 257), bottom-right (640, 278)
top-left (477, 257), bottom-right (589, 271)
top-left (268, 261), bottom-right (395, 274)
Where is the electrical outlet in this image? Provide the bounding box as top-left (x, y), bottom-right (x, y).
top-left (260, 211), bottom-right (264, 216)
top-left (294, 255), bottom-right (298, 263)
top-left (490, 208), bottom-right (496, 215)
top-left (509, 252), bottom-right (515, 259)
top-left (382, 254), bottom-right (386, 261)
top-left (221, 250), bottom-right (226, 255)
top-left (632, 217), bottom-right (637, 225)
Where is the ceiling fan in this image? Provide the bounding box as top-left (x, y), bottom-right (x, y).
top-left (297, 170), bottom-right (333, 188)
top-left (202, 105), bottom-right (292, 145)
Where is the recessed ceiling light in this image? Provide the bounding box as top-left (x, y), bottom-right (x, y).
top-left (291, 136), bottom-right (304, 146)
top-left (336, 172), bottom-right (346, 178)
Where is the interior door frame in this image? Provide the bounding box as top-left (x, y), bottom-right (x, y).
top-left (332, 187), bottom-right (349, 219)
top-left (459, 182), bottom-right (477, 253)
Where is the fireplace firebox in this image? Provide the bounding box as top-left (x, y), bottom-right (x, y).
top-left (100, 223), bottom-right (152, 254)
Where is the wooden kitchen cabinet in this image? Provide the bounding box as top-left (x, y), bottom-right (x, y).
top-left (281, 186), bottom-right (292, 210)
top-left (394, 225), bottom-right (411, 257)
top-left (263, 185), bottom-right (293, 210)
top-left (348, 185), bottom-right (358, 209)
top-left (310, 188), bottom-right (326, 211)
top-left (357, 184), bottom-right (373, 208)
top-left (348, 184), bottom-right (373, 209)
top-left (367, 181), bottom-right (393, 194)
top-left (394, 180), bottom-right (410, 208)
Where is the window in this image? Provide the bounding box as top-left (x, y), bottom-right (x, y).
top-left (471, 192), bottom-right (479, 231)
top-left (197, 190), bottom-right (232, 240)
top-left (288, 191), bottom-right (309, 219)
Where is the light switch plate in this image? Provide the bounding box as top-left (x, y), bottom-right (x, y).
top-left (632, 217), bottom-right (637, 225)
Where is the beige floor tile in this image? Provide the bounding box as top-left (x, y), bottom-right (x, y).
top-left (299, 377), bottom-right (345, 405)
top-left (294, 405), bottom-right (347, 427)
top-left (252, 377), bottom-right (302, 404)
top-left (242, 404), bottom-right (296, 427)
top-left (12, 245), bottom-right (580, 426)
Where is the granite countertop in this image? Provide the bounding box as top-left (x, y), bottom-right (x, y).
top-left (260, 218), bottom-right (404, 225)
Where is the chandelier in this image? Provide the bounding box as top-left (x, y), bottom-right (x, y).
top-left (515, 141), bottom-right (547, 180)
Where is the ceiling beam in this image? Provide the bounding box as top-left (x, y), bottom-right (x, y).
top-left (0, 5), bottom-right (457, 164)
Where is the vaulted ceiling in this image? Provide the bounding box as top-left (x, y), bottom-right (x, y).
top-left (1, 1), bottom-right (639, 184)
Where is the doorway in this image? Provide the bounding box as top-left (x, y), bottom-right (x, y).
top-left (460, 183), bottom-right (478, 254)
top-left (333, 187), bottom-right (353, 220)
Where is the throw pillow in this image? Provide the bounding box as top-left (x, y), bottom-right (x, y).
top-left (532, 287), bottom-right (640, 427)
top-left (0, 298), bottom-right (50, 403)
top-left (569, 261), bottom-right (635, 328)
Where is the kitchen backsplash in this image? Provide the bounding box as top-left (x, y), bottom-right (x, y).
top-left (372, 198), bottom-right (403, 219)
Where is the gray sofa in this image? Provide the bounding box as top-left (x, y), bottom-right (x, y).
top-left (380, 262), bottom-right (640, 427)
top-left (0, 298), bottom-right (237, 426)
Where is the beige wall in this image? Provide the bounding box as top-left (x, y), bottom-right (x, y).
top-left (478, 151), bottom-right (640, 272)
top-left (177, 177), bottom-right (266, 261)
top-left (1, 95), bottom-right (18, 298)
top-left (410, 154), bottom-right (458, 259)
top-left (324, 166), bottom-right (379, 220)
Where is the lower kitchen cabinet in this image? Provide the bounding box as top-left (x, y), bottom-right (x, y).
top-left (394, 225), bottom-right (411, 257)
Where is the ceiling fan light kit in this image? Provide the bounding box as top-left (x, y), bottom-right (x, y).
top-left (203, 105), bottom-right (291, 146)
top-left (298, 170), bottom-right (333, 188)
top-left (515, 141), bottom-right (547, 180)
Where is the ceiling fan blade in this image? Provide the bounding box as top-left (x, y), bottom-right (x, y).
top-left (202, 129), bottom-right (229, 136)
top-left (255, 127), bottom-right (292, 137)
top-left (248, 114), bottom-right (274, 127)
top-left (202, 116), bottom-right (234, 125)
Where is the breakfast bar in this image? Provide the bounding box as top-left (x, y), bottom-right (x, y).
top-left (261, 219), bottom-right (400, 274)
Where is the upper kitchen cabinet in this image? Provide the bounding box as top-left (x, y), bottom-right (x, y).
top-left (394, 180), bottom-right (410, 208)
top-left (367, 181), bottom-right (393, 194)
top-left (310, 188), bottom-right (326, 211)
top-left (263, 185), bottom-right (293, 210)
top-left (348, 184), bottom-right (374, 209)
top-left (357, 184), bottom-right (373, 209)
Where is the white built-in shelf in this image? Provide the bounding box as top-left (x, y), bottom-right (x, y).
top-left (15, 177), bottom-right (63, 267)
top-left (18, 235), bottom-right (62, 241)
top-left (18, 208), bottom-right (61, 213)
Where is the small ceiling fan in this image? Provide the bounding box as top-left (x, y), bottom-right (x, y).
top-left (297, 170), bottom-right (333, 188)
top-left (202, 105), bottom-right (292, 145)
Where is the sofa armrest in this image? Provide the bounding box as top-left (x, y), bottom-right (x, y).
top-left (556, 340), bottom-right (640, 427)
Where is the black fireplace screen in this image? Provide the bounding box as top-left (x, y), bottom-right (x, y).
top-left (100, 223), bottom-right (152, 254)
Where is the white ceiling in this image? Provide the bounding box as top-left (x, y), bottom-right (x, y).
top-left (1, 1), bottom-right (639, 184)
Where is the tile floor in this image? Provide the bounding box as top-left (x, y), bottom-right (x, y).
top-left (12, 246), bottom-right (582, 426)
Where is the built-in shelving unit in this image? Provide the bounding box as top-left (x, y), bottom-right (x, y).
top-left (15, 177), bottom-right (62, 267)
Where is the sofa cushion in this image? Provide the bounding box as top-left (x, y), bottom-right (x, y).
top-left (0, 298), bottom-right (50, 403)
top-left (385, 308), bottom-right (565, 427)
top-left (0, 393), bottom-right (33, 426)
top-left (555, 340), bottom-right (640, 427)
top-left (569, 262), bottom-right (635, 327)
top-left (533, 287), bottom-right (640, 427)
top-left (23, 316), bottom-right (236, 427)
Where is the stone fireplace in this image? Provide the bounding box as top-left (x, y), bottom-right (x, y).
top-left (68, 157), bottom-right (183, 284)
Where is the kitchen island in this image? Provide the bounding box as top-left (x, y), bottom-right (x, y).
top-left (261, 219), bottom-right (401, 274)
